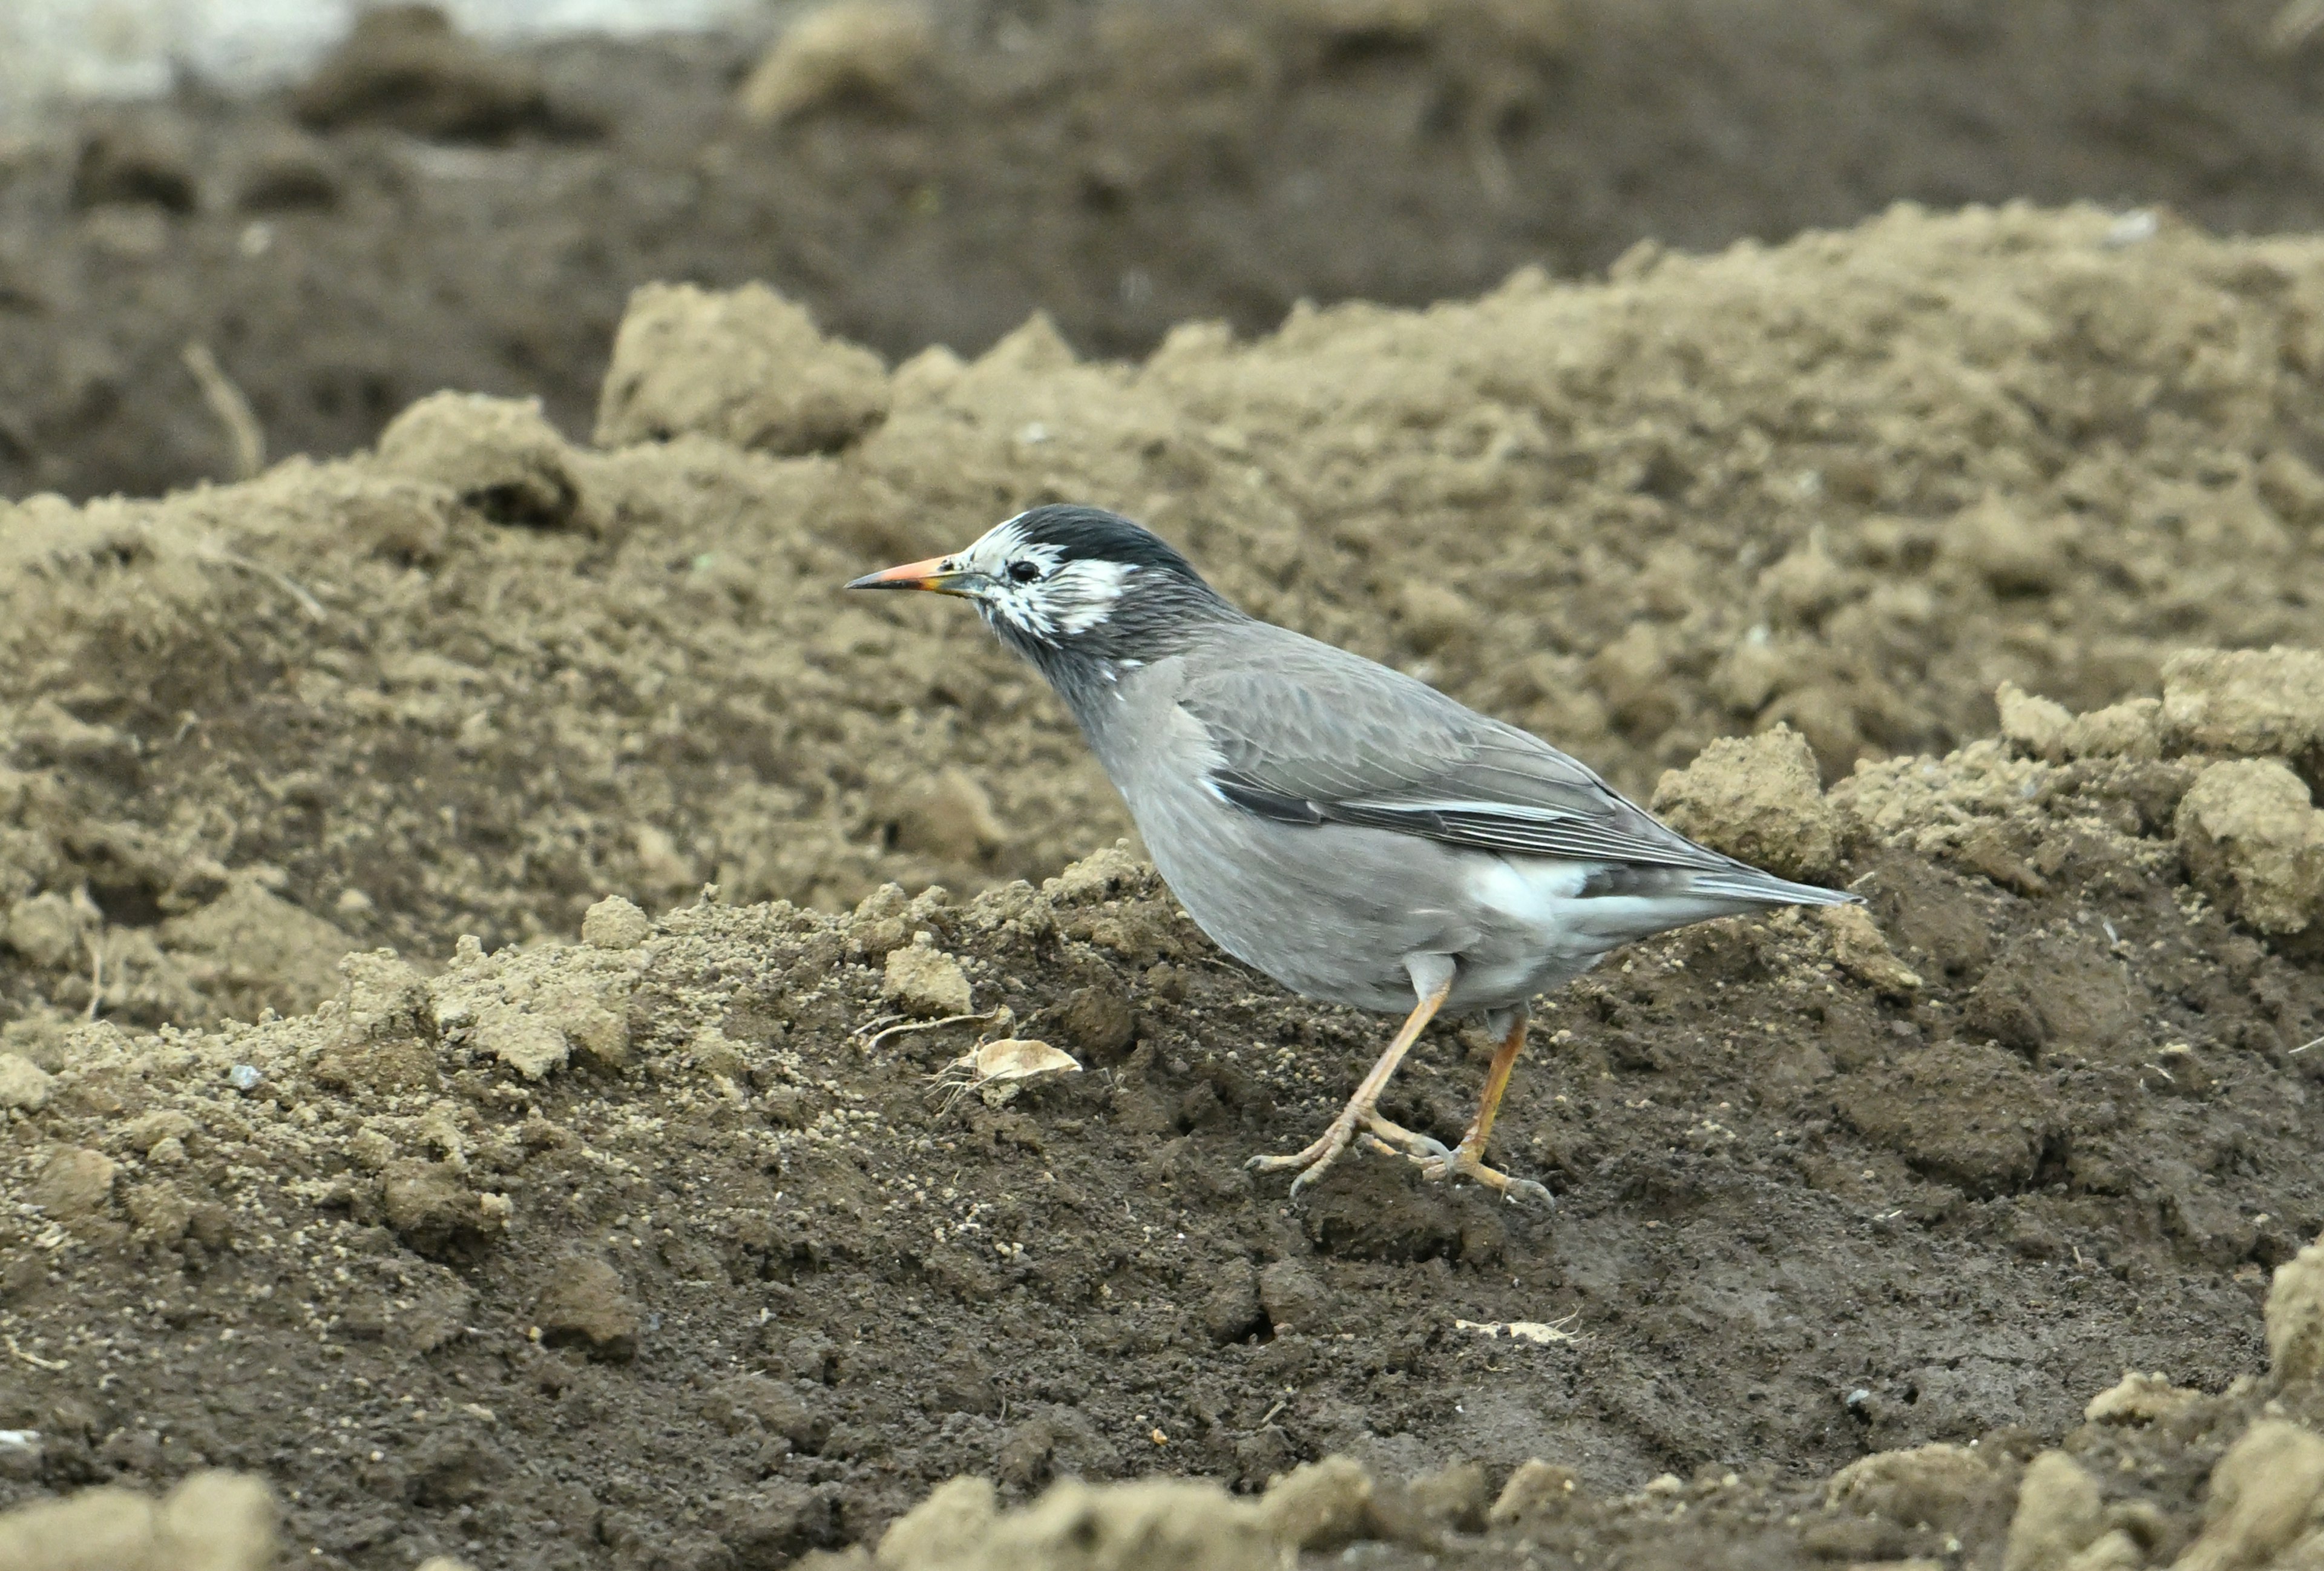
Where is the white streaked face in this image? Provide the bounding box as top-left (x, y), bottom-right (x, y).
top-left (956, 513), bottom-right (1140, 644)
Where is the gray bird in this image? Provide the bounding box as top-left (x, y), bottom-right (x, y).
top-left (849, 504), bottom-right (1857, 1203)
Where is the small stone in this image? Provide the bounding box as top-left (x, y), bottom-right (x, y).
top-left (884, 940), bottom-right (973, 1018)
top-left (1261, 1455), bottom-right (1374, 1552)
top-left (536, 1257), bottom-right (641, 1363)
top-left (2001, 1451), bottom-right (2104, 1571)
top-left (228, 1065), bottom-right (263, 1093)
top-left (581, 896), bottom-right (651, 949)
top-left (0, 1054), bottom-right (53, 1112)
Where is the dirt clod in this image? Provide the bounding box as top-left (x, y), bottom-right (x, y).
top-left (373, 392), bottom-right (584, 532)
top-left (1820, 904), bottom-right (1923, 997)
top-left (0, 1053), bottom-right (52, 1110)
top-left (2175, 1421), bottom-right (2324, 1571)
top-left (580, 895), bottom-right (652, 950)
top-left (289, 4), bottom-right (570, 142)
top-left (2268, 1235), bottom-right (2324, 1386)
top-left (534, 1256), bottom-right (641, 1363)
top-left (30, 1147), bottom-right (116, 1218)
top-left (1259, 1455), bottom-right (1374, 1552)
top-left (0, 1470), bottom-right (275, 1571)
top-left (381, 1159), bottom-right (505, 1262)
top-left (1827, 1443), bottom-right (2003, 1541)
top-left (1256, 1259), bottom-right (1330, 1336)
top-left (884, 940), bottom-right (974, 1018)
top-left (739, 2), bottom-right (937, 125)
top-left (2083, 1372), bottom-right (2204, 1427)
top-left (1487, 1459), bottom-right (1580, 1528)
top-left (2161, 648), bottom-right (2324, 775)
top-left (1649, 724), bottom-right (1843, 882)
top-left (594, 283), bottom-right (891, 456)
top-left (2003, 1451), bottom-right (2104, 1571)
top-left (870, 1475), bottom-right (1276, 1571)
top-left (2176, 760), bottom-right (2324, 935)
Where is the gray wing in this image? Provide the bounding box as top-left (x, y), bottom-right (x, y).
top-left (1175, 628), bottom-right (1735, 874)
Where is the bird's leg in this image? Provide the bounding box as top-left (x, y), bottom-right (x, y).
top-left (1416, 1011), bottom-right (1553, 1205)
top-left (1247, 967), bottom-right (1454, 1197)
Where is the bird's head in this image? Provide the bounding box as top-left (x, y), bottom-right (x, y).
top-left (845, 504), bottom-right (1231, 670)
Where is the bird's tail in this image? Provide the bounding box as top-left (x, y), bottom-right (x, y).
top-left (1682, 866), bottom-right (1862, 908)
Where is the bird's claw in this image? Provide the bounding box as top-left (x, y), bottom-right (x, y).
top-left (1248, 1111), bottom-right (1443, 1199)
top-left (1415, 1145), bottom-right (1556, 1208)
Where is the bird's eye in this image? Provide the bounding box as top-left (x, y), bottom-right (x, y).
top-left (1006, 560), bottom-right (1043, 584)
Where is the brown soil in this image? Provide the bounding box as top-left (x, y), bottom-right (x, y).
top-left (2, 197), bottom-right (2323, 1569)
top-left (11, 0), bottom-right (2324, 503)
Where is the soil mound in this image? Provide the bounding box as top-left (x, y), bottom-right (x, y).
top-left (0, 682), bottom-right (2320, 1562)
top-left (5, 202), bottom-right (2323, 1036)
top-left (0, 202), bottom-right (2321, 1566)
top-left (13, 0), bottom-right (2324, 501)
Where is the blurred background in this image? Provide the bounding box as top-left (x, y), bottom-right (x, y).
top-left (5, 0), bottom-right (2324, 502)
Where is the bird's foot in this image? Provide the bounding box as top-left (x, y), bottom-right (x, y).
top-left (1247, 1110), bottom-right (1445, 1198)
top-left (1416, 1142), bottom-right (1555, 1207)
top-left (1358, 1114), bottom-right (1452, 1162)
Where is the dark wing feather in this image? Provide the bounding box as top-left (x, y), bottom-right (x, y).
top-left (1177, 628), bottom-right (1735, 872)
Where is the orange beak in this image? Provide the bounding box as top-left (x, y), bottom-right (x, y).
top-left (844, 555), bottom-right (981, 596)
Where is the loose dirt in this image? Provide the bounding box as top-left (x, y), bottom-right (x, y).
top-left (11, 0), bottom-right (2324, 502)
top-left (1, 196), bottom-right (2323, 1567)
